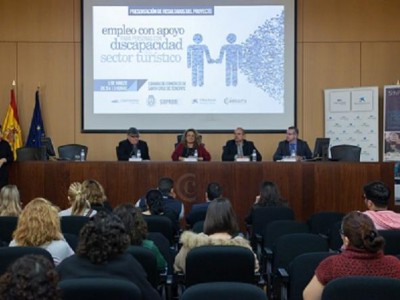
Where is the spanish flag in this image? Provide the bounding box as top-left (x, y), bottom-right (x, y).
top-left (2, 89), bottom-right (23, 159)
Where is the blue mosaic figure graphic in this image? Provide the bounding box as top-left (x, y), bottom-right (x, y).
top-left (240, 11), bottom-right (285, 102)
top-left (216, 33), bottom-right (242, 86)
top-left (187, 34), bottom-right (213, 87)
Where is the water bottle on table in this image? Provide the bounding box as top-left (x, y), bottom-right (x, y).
top-left (251, 149), bottom-right (257, 162)
top-left (80, 149), bottom-right (85, 161)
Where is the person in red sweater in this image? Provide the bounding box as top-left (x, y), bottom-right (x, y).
top-left (303, 211), bottom-right (400, 300)
top-left (171, 128), bottom-right (211, 161)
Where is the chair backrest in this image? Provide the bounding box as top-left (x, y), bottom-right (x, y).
top-left (181, 282), bottom-right (267, 300)
top-left (143, 215), bottom-right (174, 245)
top-left (147, 232), bottom-right (174, 274)
top-left (125, 246), bottom-right (159, 287)
top-left (186, 208), bottom-right (207, 227)
top-left (60, 216), bottom-right (90, 236)
top-left (307, 211), bottom-right (345, 237)
top-left (0, 216), bottom-right (18, 244)
top-left (263, 220), bottom-right (309, 249)
top-left (0, 246), bottom-right (53, 275)
top-left (58, 144), bottom-right (88, 160)
top-left (272, 233), bottom-right (329, 273)
top-left (185, 245), bottom-right (255, 286)
top-left (330, 144), bottom-right (361, 162)
top-left (252, 206), bottom-right (295, 238)
top-left (328, 221), bottom-right (343, 251)
top-left (59, 278), bottom-right (142, 300)
top-left (378, 230), bottom-right (400, 255)
top-left (321, 276), bottom-right (400, 300)
top-left (62, 233), bottom-right (79, 252)
top-left (16, 146), bottom-right (47, 161)
top-left (288, 252), bottom-right (337, 300)
top-left (191, 220), bottom-right (204, 233)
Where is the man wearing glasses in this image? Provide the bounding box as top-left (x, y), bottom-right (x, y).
top-left (116, 127), bottom-right (150, 160)
top-left (273, 126), bottom-right (312, 161)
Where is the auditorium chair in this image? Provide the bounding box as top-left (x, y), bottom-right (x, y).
top-left (184, 245), bottom-right (259, 287)
top-left (16, 146), bottom-right (47, 161)
top-left (58, 144), bottom-right (88, 160)
top-left (125, 246), bottom-right (160, 288)
top-left (0, 246), bottom-right (53, 275)
top-left (307, 211), bottom-right (345, 239)
top-left (279, 252), bottom-right (336, 300)
top-left (60, 216), bottom-right (90, 236)
top-left (271, 233), bottom-right (329, 299)
top-left (330, 144), bottom-right (361, 162)
top-left (0, 216), bottom-right (18, 244)
top-left (321, 276), bottom-right (400, 300)
top-left (181, 282), bottom-right (267, 300)
top-left (59, 278), bottom-right (142, 300)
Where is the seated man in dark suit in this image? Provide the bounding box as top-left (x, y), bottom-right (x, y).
top-left (186, 182), bottom-right (223, 227)
top-left (273, 126), bottom-right (312, 161)
top-left (116, 127), bottom-right (150, 160)
top-left (221, 127), bottom-right (262, 161)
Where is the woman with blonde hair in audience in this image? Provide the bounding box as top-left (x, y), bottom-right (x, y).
top-left (0, 184), bottom-right (22, 217)
top-left (174, 197), bottom-right (258, 273)
top-left (10, 198), bottom-right (74, 266)
top-left (81, 179), bottom-right (112, 213)
top-left (58, 182), bottom-right (96, 217)
top-left (303, 211), bottom-right (400, 300)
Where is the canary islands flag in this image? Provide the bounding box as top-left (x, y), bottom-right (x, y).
top-left (2, 89), bottom-right (23, 159)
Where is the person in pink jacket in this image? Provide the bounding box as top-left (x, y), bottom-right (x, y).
top-left (362, 181), bottom-right (400, 230)
top-left (171, 128), bottom-right (211, 161)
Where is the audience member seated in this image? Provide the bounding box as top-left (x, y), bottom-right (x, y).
top-left (58, 182), bottom-right (96, 217)
top-left (273, 126), bottom-right (312, 161)
top-left (10, 198), bottom-right (74, 266)
top-left (362, 181), bottom-right (400, 230)
top-left (174, 197), bottom-right (258, 274)
top-left (245, 181), bottom-right (288, 224)
top-left (116, 127), bottom-right (150, 160)
top-left (136, 177), bottom-right (184, 220)
top-left (0, 136), bottom-right (13, 189)
top-left (303, 211), bottom-right (400, 300)
top-left (56, 212), bottom-right (161, 300)
top-left (171, 128), bottom-right (211, 161)
top-left (186, 182), bottom-right (223, 227)
top-left (0, 184), bottom-right (22, 217)
top-left (114, 203), bottom-right (167, 272)
top-left (0, 254), bottom-right (60, 300)
top-left (142, 189), bottom-right (180, 233)
top-left (221, 127), bottom-right (262, 161)
top-left (81, 179), bottom-right (112, 213)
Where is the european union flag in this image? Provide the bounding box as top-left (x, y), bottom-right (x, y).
top-left (26, 90), bottom-right (45, 147)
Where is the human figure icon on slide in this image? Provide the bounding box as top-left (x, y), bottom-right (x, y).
top-left (187, 33), bottom-right (213, 87)
top-left (216, 33), bottom-right (242, 86)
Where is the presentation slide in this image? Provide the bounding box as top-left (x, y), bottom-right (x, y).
top-left (82, 0), bottom-right (295, 132)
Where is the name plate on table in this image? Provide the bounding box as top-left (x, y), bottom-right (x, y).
top-left (279, 157), bottom-right (297, 162)
top-left (129, 157), bottom-right (143, 162)
top-left (235, 157), bottom-right (250, 162)
top-left (183, 157), bottom-right (198, 162)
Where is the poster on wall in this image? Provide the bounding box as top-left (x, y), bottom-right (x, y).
top-left (383, 85), bottom-right (400, 205)
top-left (324, 86), bottom-right (379, 162)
